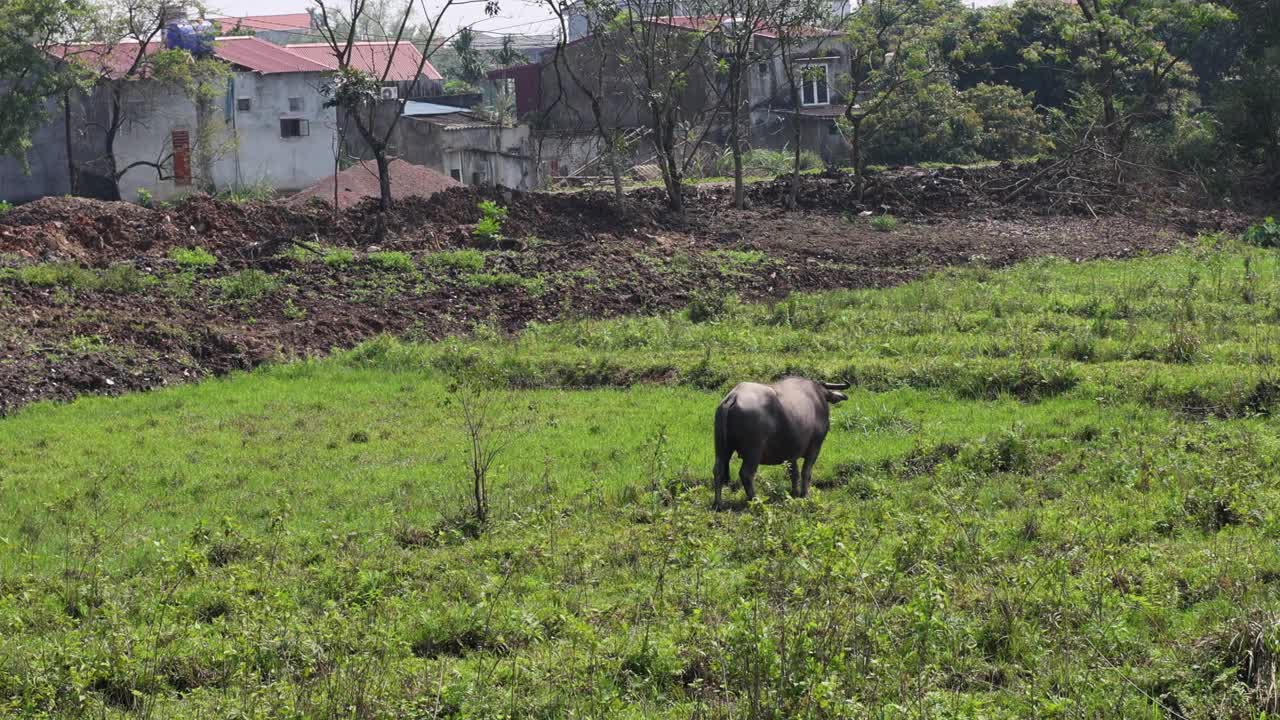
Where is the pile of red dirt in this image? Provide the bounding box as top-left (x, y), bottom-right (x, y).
top-left (288, 159), bottom-right (462, 210)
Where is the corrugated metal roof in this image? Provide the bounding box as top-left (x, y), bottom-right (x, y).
top-left (211, 13), bottom-right (313, 32)
top-left (212, 36), bottom-right (331, 74)
top-left (46, 40), bottom-right (161, 80)
top-left (286, 42), bottom-right (442, 81)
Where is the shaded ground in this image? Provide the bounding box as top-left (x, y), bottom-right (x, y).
top-left (0, 164), bottom-right (1250, 414)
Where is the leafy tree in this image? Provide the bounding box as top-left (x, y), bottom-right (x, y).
top-left (954, 0), bottom-right (1079, 110)
top-left (451, 27), bottom-right (489, 87)
top-left (610, 2), bottom-right (724, 213)
top-left (0, 0), bottom-right (93, 168)
top-left (1212, 0), bottom-right (1280, 188)
top-left (839, 0), bottom-right (959, 193)
top-left (963, 81), bottom-right (1048, 159)
top-left (150, 48), bottom-right (235, 190)
top-left (313, 0), bottom-right (498, 215)
top-left (774, 0), bottom-right (835, 208)
top-left (61, 0), bottom-right (174, 200)
top-left (1053, 0), bottom-right (1234, 151)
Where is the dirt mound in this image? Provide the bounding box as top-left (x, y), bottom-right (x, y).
top-left (0, 197), bottom-right (180, 262)
top-left (744, 160), bottom-right (1173, 217)
top-left (288, 159), bottom-right (462, 210)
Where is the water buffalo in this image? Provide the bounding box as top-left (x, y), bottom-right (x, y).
top-left (712, 377), bottom-right (849, 508)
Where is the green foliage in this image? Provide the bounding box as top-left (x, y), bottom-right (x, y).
top-left (464, 272), bottom-right (544, 295)
top-left (962, 82), bottom-right (1050, 159)
top-left (870, 214), bottom-right (899, 232)
top-left (426, 249), bottom-right (485, 272)
top-left (3, 261), bottom-right (99, 289)
top-left (320, 65), bottom-right (381, 111)
top-left (213, 269), bottom-right (279, 303)
top-left (0, 0), bottom-right (92, 164)
top-left (99, 263), bottom-right (157, 294)
top-left (686, 289), bottom-right (731, 323)
top-left (0, 200), bottom-right (12, 213)
top-left (1244, 217), bottom-right (1280, 248)
top-left (472, 201), bottom-right (508, 244)
top-left (169, 246), bottom-right (217, 270)
top-left (714, 148), bottom-right (822, 177)
top-left (366, 251), bottom-right (415, 273)
top-left (136, 187), bottom-right (154, 208)
top-left (215, 182), bottom-right (275, 204)
top-left (323, 248), bottom-right (356, 269)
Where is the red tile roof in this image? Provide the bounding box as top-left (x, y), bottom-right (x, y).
top-left (211, 13), bottom-right (314, 32)
top-left (286, 41), bottom-right (442, 81)
top-left (47, 36), bottom-right (332, 78)
top-left (214, 36), bottom-right (331, 73)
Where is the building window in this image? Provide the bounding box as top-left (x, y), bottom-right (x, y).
top-left (280, 119), bottom-right (309, 138)
top-left (757, 61), bottom-right (767, 74)
top-left (289, 97), bottom-right (303, 112)
top-left (236, 97), bottom-right (251, 112)
top-left (800, 63), bottom-right (830, 106)
top-left (449, 168), bottom-right (462, 182)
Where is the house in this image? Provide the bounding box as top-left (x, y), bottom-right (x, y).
top-left (489, 16), bottom-right (852, 177)
top-left (286, 41), bottom-right (444, 98)
top-left (49, 35), bottom-right (338, 201)
top-left (210, 12), bottom-right (317, 45)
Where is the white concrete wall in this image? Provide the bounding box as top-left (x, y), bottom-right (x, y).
top-left (113, 71), bottom-right (335, 201)
top-left (220, 72), bottom-right (336, 193)
top-left (114, 81), bottom-right (200, 202)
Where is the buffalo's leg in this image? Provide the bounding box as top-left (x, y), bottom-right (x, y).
top-left (788, 460), bottom-right (800, 498)
top-left (713, 451), bottom-right (731, 509)
top-left (800, 442), bottom-right (823, 498)
top-left (739, 450), bottom-right (761, 502)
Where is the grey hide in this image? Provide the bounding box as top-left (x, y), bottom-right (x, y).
top-left (712, 377), bottom-right (849, 508)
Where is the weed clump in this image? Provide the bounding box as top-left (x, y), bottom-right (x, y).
top-left (367, 250), bottom-right (415, 273)
top-left (322, 248), bottom-right (355, 268)
top-left (473, 200), bottom-right (508, 245)
top-left (214, 269), bottom-right (279, 304)
top-left (686, 290), bottom-right (731, 323)
top-left (1243, 217), bottom-right (1280, 248)
top-left (427, 249), bottom-right (485, 272)
top-left (169, 247), bottom-right (217, 270)
top-left (5, 262), bottom-right (101, 289)
top-left (871, 214), bottom-right (899, 232)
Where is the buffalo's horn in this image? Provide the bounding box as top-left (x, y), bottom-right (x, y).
top-left (822, 380), bottom-right (851, 390)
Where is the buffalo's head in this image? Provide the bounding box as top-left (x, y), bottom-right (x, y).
top-left (821, 380), bottom-right (850, 404)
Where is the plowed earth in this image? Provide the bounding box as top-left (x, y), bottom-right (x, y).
top-left (0, 164), bottom-right (1250, 414)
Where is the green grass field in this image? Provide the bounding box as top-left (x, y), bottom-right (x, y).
top-left (3, 237), bottom-right (1280, 718)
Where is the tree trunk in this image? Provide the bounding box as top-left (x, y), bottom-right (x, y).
top-left (63, 89), bottom-right (77, 196)
top-left (195, 92), bottom-right (215, 191)
top-left (730, 69), bottom-right (745, 210)
top-left (104, 89), bottom-right (123, 201)
top-left (849, 117), bottom-right (864, 201)
top-left (374, 148), bottom-right (392, 211)
top-left (653, 113), bottom-right (683, 214)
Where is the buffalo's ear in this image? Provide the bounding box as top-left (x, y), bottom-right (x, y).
top-left (826, 390), bottom-right (848, 404)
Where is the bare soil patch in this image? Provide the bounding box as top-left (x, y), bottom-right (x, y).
top-left (0, 165), bottom-right (1248, 414)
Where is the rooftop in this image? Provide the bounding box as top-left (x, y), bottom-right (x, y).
top-left (209, 12), bottom-right (314, 33)
top-left (46, 36), bottom-right (331, 78)
top-left (286, 42), bottom-right (442, 81)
